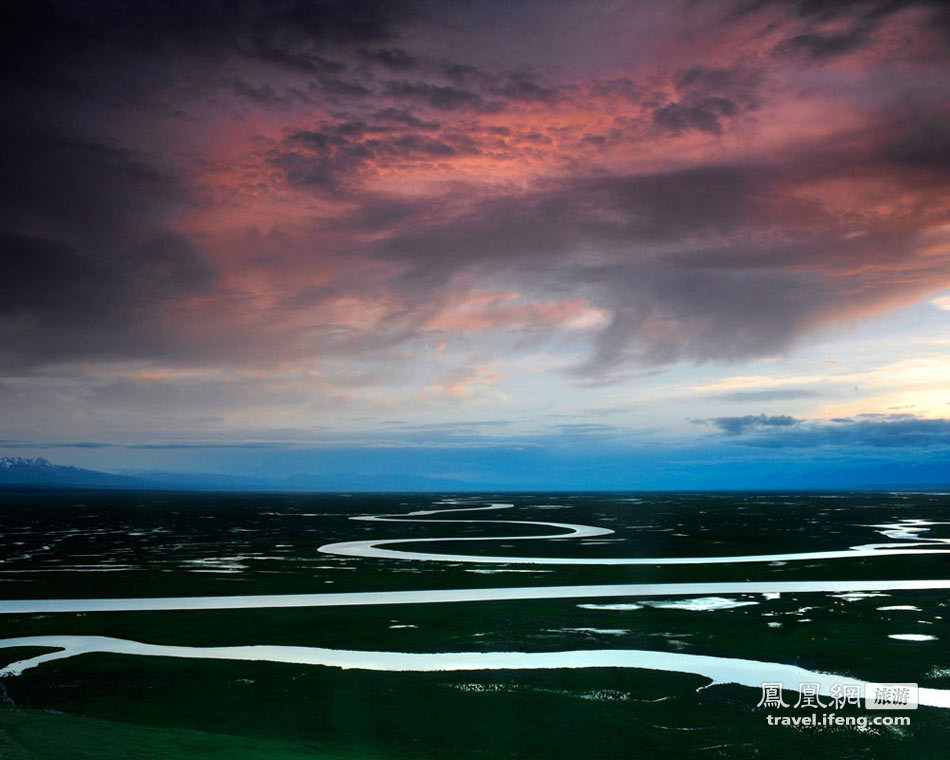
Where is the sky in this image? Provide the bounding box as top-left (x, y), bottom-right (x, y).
top-left (1, 0), bottom-right (950, 489)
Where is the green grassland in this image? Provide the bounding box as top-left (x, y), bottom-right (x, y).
top-left (1, 490), bottom-right (949, 759)
top-left (0, 705), bottom-right (354, 760)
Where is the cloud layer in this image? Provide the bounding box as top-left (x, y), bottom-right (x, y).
top-left (2, 0), bottom-right (949, 452)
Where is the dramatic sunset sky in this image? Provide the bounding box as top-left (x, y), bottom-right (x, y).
top-left (2, 0), bottom-right (949, 488)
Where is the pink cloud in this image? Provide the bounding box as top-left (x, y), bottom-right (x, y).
top-left (425, 293), bottom-right (608, 333)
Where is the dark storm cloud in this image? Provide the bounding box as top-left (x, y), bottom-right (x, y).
top-left (0, 124), bottom-right (215, 369)
top-left (882, 111), bottom-right (950, 172)
top-left (493, 74), bottom-right (563, 103)
top-left (589, 78), bottom-right (643, 102)
top-left (0, 126), bottom-right (175, 236)
top-left (0, 0), bottom-right (418, 83)
top-left (692, 407), bottom-right (950, 448)
top-left (294, 66), bottom-right (560, 117)
top-left (242, 18), bottom-right (950, 375)
top-left (773, 25), bottom-right (876, 60)
top-left (675, 66), bottom-right (751, 95)
top-left (674, 65), bottom-right (761, 108)
top-left (0, 229), bottom-right (215, 367)
top-left (699, 414), bottom-right (801, 435)
top-left (382, 80), bottom-right (485, 110)
top-left (653, 65), bottom-right (759, 135)
top-left (743, 0), bottom-right (939, 24)
top-left (738, 415), bottom-right (950, 448)
top-left (377, 164), bottom-right (780, 266)
top-left (766, 0), bottom-right (950, 60)
top-left (315, 77), bottom-right (374, 97)
top-left (368, 163), bottom-right (826, 343)
top-left (344, 108), bottom-right (947, 372)
top-left (1, 232), bottom-right (211, 318)
top-left (251, 46), bottom-right (346, 75)
top-left (275, 120), bottom-right (481, 190)
top-left (576, 270), bottom-right (830, 371)
top-left (1, 0), bottom-right (949, 384)
top-left (232, 78), bottom-right (315, 106)
top-left (372, 108), bottom-right (441, 129)
top-left (0, 0), bottom-right (432, 369)
top-left (358, 47), bottom-right (418, 69)
top-left (323, 195), bottom-right (437, 233)
top-left (653, 97), bottom-right (739, 135)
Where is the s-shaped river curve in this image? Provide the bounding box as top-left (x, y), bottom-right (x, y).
top-left (318, 503), bottom-right (950, 565)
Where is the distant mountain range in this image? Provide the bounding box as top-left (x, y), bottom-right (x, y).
top-left (0, 457), bottom-right (150, 488)
top-left (3, 456), bottom-right (948, 493)
top-left (0, 457), bottom-right (473, 491)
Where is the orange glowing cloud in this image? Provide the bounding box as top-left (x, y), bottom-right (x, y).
top-left (425, 293), bottom-right (609, 334)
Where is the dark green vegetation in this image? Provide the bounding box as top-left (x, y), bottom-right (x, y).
top-left (1, 490), bottom-right (949, 759)
top-left (0, 704), bottom-right (355, 760)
